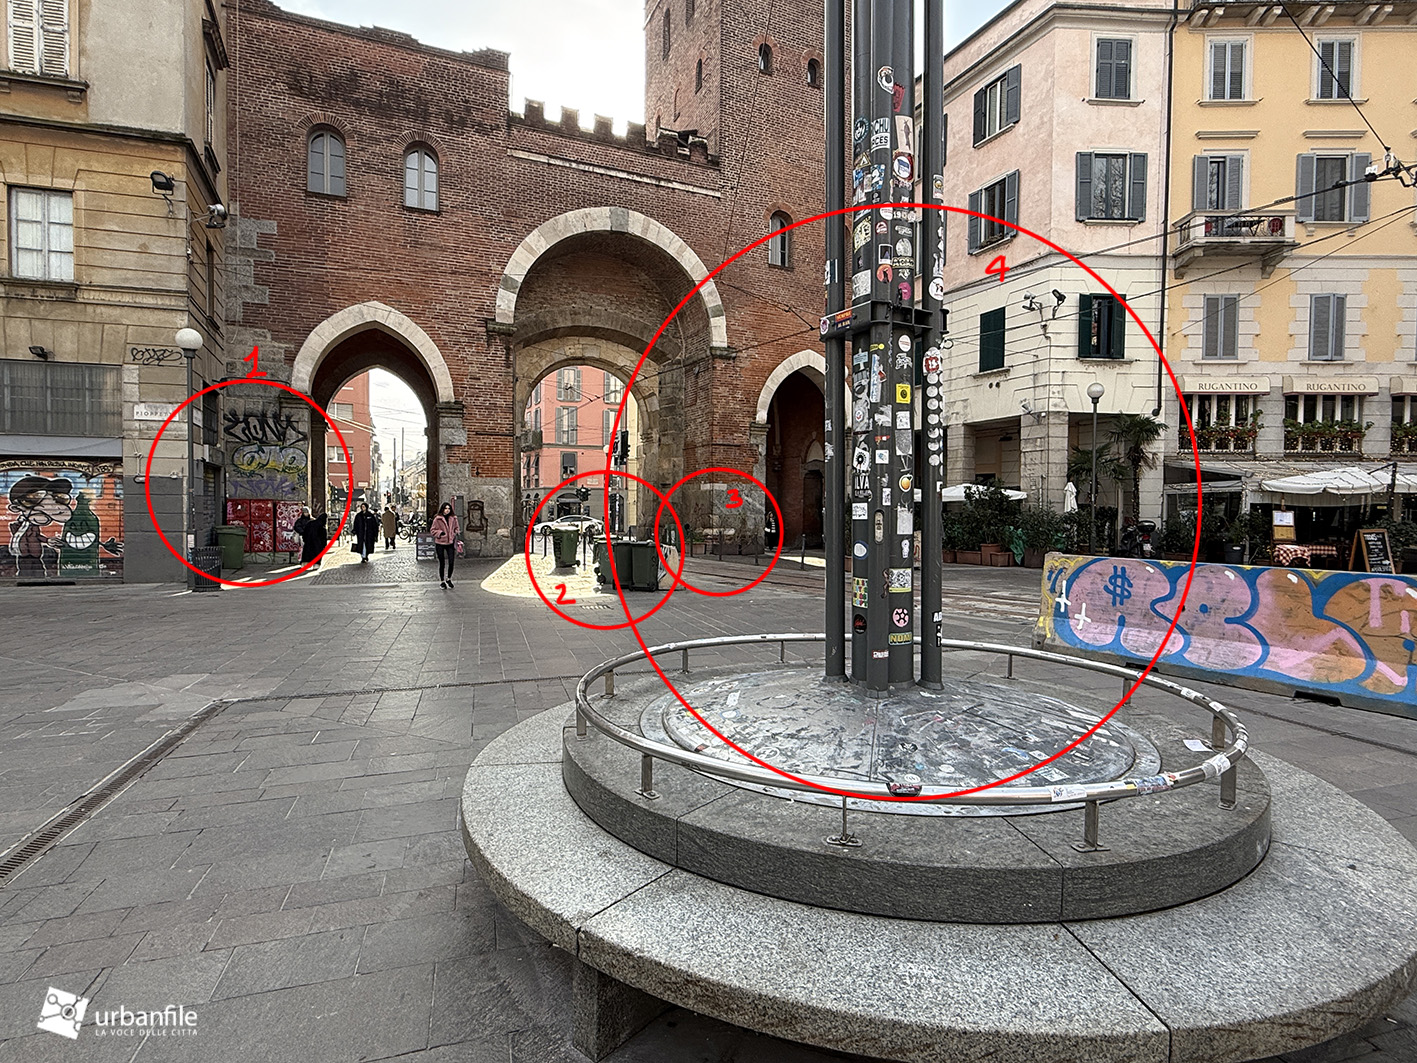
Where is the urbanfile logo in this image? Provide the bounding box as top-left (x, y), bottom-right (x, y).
top-left (37, 987), bottom-right (88, 1039)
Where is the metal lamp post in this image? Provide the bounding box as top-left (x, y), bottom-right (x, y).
top-left (175, 327), bottom-right (204, 587)
top-left (1087, 381), bottom-right (1105, 554)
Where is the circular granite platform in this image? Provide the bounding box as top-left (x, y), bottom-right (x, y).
top-left (640, 670), bottom-right (1161, 815)
top-left (462, 704), bottom-right (1417, 1063)
top-left (566, 669), bottom-right (1269, 922)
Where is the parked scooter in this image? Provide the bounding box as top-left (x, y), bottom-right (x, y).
top-left (1118, 519), bottom-right (1156, 558)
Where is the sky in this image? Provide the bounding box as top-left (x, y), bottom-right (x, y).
top-left (278, 0), bottom-right (1013, 131)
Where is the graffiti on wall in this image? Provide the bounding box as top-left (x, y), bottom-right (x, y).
top-left (0, 460), bottom-right (123, 579)
top-left (1036, 554), bottom-right (1417, 708)
top-left (224, 404), bottom-right (310, 500)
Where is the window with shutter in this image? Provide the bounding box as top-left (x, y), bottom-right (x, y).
top-left (1348, 153), bottom-right (1371, 223)
top-left (1309, 294), bottom-right (1346, 361)
top-left (973, 173), bottom-right (1016, 250)
top-left (1208, 40), bottom-right (1245, 100)
top-left (973, 68), bottom-right (1018, 144)
top-left (1078, 294), bottom-right (1126, 359)
top-left (1313, 155), bottom-right (1347, 222)
top-left (8, 0), bottom-right (39, 73)
top-left (979, 308), bottom-right (1006, 372)
top-left (36, 0), bottom-right (66, 76)
top-left (1077, 155), bottom-right (1145, 221)
top-left (1316, 39), bottom-right (1354, 100)
top-left (1201, 296), bottom-right (1239, 359)
top-left (1095, 39), bottom-right (1130, 100)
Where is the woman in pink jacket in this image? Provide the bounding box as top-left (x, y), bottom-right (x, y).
top-left (431, 501), bottom-right (461, 588)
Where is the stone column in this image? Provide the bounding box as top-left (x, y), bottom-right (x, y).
top-left (946, 422), bottom-right (975, 488)
top-left (1020, 410), bottom-right (1069, 510)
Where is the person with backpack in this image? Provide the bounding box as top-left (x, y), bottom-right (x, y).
top-left (431, 501), bottom-right (461, 588)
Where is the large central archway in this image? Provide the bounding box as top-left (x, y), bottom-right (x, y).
top-left (501, 209), bottom-right (724, 542)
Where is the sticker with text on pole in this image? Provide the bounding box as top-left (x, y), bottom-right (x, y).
top-left (986, 255), bottom-right (1008, 283)
top-left (923, 351), bottom-right (941, 374)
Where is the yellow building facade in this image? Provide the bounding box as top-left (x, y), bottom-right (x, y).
top-left (1164, 1), bottom-right (1417, 521)
top-left (0, 0), bottom-right (228, 582)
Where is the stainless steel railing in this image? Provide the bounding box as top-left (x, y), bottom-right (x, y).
top-left (572, 633), bottom-right (1250, 851)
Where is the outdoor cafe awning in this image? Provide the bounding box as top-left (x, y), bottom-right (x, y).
top-left (1257, 464), bottom-right (1417, 497)
top-left (1164, 459), bottom-right (1417, 505)
top-left (940, 484), bottom-right (1027, 502)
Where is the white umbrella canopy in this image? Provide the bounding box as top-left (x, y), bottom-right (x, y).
top-left (940, 484), bottom-right (1027, 502)
top-left (1258, 465), bottom-right (1417, 497)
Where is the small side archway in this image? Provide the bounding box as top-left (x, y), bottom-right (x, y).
top-left (753, 349), bottom-right (828, 548)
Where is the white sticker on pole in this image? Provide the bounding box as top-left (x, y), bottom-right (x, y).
top-left (1049, 785), bottom-right (1089, 803)
top-left (1201, 754), bottom-right (1232, 780)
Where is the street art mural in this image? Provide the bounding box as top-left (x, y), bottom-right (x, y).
top-left (0, 460), bottom-right (123, 580)
top-left (224, 404), bottom-right (309, 500)
top-left (1036, 554), bottom-right (1417, 711)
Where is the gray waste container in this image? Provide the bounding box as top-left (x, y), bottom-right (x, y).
top-left (215, 525), bottom-right (247, 571)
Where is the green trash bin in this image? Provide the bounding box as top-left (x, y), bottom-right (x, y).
top-left (594, 540), bottom-right (636, 586)
top-left (628, 540), bottom-right (659, 591)
top-left (215, 525), bottom-right (247, 571)
top-left (553, 528), bottom-right (580, 568)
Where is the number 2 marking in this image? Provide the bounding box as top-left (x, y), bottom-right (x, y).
top-left (555, 583), bottom-right (576, 605)
top-left (726, 488), bottom-right (744, 509)
top-left (243, 346), bottom-right (268, 378)
top-left (986, 256), bottom-right (1009, 284)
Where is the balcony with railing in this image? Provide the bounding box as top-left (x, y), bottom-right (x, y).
top-left (1173, 210), bottom-right (1296, 279)
top-left (1180, 422), bottom-right (1258, 455)
top-left (1283, 419), bottom-right (1371, 457)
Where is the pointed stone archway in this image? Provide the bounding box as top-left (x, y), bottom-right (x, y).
top-left (750, 350), bottom-right (827, 548)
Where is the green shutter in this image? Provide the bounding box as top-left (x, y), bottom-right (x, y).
top-left (1077, 294), bottom-right (1094, 358)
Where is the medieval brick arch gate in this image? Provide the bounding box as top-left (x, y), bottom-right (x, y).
top-left (499, 207), bottom-right (730, 547)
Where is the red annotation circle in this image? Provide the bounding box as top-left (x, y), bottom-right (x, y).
top-left (604, 201), bottom-right (1204, 804)
top-left (651, 467), bottom-right (785, 597)
top-left (144, 377), bottom-right (353, 589)
top-left (524, 470), bottom-right (686, 631)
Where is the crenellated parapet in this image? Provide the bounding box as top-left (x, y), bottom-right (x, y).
top-left (511, 100), bottom-right (717, 168)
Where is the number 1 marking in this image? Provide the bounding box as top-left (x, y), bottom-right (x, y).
top-left (986, 256), bottom-right (1009, 284)
top-left (726, 488), bottom-right (744, 509)
top-left (243, 346), bottom-right (268, 378)
top-left (555, 583), bottom-right (576, 605)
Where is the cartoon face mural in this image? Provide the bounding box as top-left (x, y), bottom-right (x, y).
top-left (1037, 554), bottom-right (1417, 713)
top-left (0, 461), bottom-right (123, 579)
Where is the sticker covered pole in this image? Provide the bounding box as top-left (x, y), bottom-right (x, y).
top-left (918, 0), bottom-right (945, 689)
top-left (848, 0), bottom-right (872, 683)
top-left (823, 0), bottom-right (847, 679)
top-left (886, 0), bottom-right (915, 685)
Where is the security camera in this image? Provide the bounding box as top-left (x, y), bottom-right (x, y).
top-left (1052, 289), bottom-right (1066, 305)
top-left (1021, 293), bottom-right (1042, 312)
top-left (205, 203), bottom-right (228, 228)
top-left (1020, 400), bottom-right (1033, 415)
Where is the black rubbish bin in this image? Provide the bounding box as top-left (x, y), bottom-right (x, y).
top-left (553, 528), bottom-right (580, 567)
top-left (1223, 543), bottom-right (1245, 565)
top-left (191, 546), bottom-right (222, 592)
top-left (628, 540), bottom-right (659, 591)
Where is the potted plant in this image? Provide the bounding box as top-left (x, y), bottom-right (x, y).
top-left (1018, 505), bottom-right (1065, 568)
top-left (1335, 419), bottom-right (1372, 453)
top-left (1158, 514), bottom-right (1198, 561)
top-left (961, 480), bottom-right (1021, 560)
top-left (1393, 422), bottom-right (1417, 456)
top-left (939, 513), bottom-right (965, 564)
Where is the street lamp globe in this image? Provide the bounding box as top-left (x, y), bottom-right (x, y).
top-left (174, 327), bottom-right (204, 355)
top-left (1086, 381), bottom-right (1105, 403)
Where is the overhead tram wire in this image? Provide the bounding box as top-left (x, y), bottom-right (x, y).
top-left (940, 202), bottom-right (1417, 362)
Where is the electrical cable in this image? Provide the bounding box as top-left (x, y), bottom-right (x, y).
top-left (1279, 3), bottom-right (1394, 155)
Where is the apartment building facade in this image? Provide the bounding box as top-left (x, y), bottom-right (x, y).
top-left (0, 0), bottom-right (228, 583)
top-left (936, 0), bottom-right (1175, 518)
top-left (1164, 1), bottom-right (1417, 517)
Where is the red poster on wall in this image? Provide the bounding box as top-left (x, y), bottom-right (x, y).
top-left (275, 502), bottom-right (303, 552)
top-left (246, 500), bottom-right (275, 552)
top-left (225, 500), bottom-right (251, 549)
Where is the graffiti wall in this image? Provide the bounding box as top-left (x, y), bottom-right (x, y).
top-left (224, 404), bottom-right (308, 500)
top-left (1, 460), bottom-right (123, 580)
top-left (1036, 554), bottom-right (1417, 713)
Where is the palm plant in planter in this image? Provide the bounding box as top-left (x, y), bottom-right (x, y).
top-left (1109, 413), bottom-right (1166, 523)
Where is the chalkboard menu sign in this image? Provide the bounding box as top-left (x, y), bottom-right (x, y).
top-left (1272, 510), bottom-right (1296, 543)
top-left (415, 533), bottom-right (436, 561)
top-left (1350, 528), bottom-right (1394, 574)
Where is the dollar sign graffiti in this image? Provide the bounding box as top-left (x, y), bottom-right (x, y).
top-left (1106, 565), bottom-right (1134, 608)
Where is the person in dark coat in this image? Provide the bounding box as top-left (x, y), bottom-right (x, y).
top-left (299, 508), bottom-right (328, 566)
top-left (352, 502), bottom-right (379, 563)
top-left (381, 505), bottom-right (399, 550)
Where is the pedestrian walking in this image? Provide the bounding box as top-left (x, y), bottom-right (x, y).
top-left (381, 504), bottom-right (399, 550)
top-left (299, 507), bottom-right (329, 567)
top-left (352, 502), bottom-right (378, 563)
top-left (431, 501), bottom-right (462, 588)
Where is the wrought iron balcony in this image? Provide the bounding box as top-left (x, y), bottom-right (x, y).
top-left (1173, 210), bottom-right (1296, 279)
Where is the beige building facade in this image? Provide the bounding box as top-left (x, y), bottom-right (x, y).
top-left (1164, 1), bottom-right (1417, 521)
top-left (0, 0), bottom-right (228, 583)
top-left (936, 0), bottom-right (1174, 518)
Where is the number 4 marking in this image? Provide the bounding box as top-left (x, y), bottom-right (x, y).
top-left (555, 583), bottom-right (576, 605)
top-left (986, 256), bottom-right (1008, 284)
top-left (243, 346), bottom-right (268, 379)
top-left (726, 488), bottom-right (744, 510)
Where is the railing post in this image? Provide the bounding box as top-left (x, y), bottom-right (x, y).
top-left (1211, 715), bottom-right (1226, 751)
top-left (604, 669), bottom-right (615, 697)
top-left (680, 648), bottom-right (690, 674)
top-left (1070, 800), bottom-right (1110, 853)
top-left (779, 640), bottom-right (786, 663)
top-left (824, 796), bottom-right (861, 848)
top-left (1219, 764), bottom-right (1237, 810)
top-left (576, 707), bottom-right (587, 739)
top-left (637, 754), bottom-right (659, 800)
top-left (1006, 654), bottom-right (1014, 680)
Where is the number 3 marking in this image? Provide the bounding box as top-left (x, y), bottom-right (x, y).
top-left (555, 583), bottom-right (576, 605)
top-left (726, 488), bottom-right (744, 509)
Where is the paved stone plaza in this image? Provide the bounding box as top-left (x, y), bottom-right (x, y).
top-left (1, 559), bottom-right (1415, 1062)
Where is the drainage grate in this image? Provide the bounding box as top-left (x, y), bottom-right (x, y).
top-left (572, 603), bottom-right (614, 611)
top-left (0, 699), bottom-right (231, 887)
